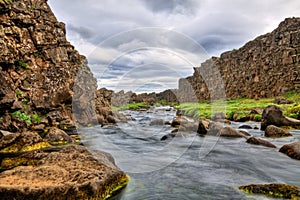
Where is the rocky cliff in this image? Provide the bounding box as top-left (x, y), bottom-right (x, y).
top-left (178, 17), bottom-right (300, 102)
top-left (0, 0), bottom-right (128, 198)
top-left (0, 0), bottom-right (113, 132)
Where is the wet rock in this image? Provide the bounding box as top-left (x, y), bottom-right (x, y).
top-left (150, 119), bottom-right (165, 126)
top-left (0, 130), bottom-right (13, 139)
top-left (279, 142), bottom-right (300, 160)
top-left (250, 108), bottom-right (263, 115)
top-left (261, 105), bottom-right (300, 130)
top-left (164, 121), bottom-right (171, 125)
top-left (218, 126), bottom-right (249, 138)
top-left (197, 119), bottom-right (210, 135)
top-left (207, 121), bottom-right (223, 135)
top-left (264, 125), bottom-right (292, 138)
top-left (274, 97), bottom-right (294, 104)
top-left (0, 132), bottom-right (51, 154)
top-left (238, 124), bottom-right (253, 129)
top-left (246, 137), bottom-right (276, 148)
top-left (239, 183), bottom-right (300, 199)
top-left (161, 133), bottom-right (176, 141)
top-left (44, 127), bottom-right (73, 145)
top-left (0, 145), bottom-right (129, 200)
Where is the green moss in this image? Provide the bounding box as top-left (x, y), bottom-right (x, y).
top-left (11, 111), bottom-right (31, 124)
top-left (102, 175), bottom-right (130, 200)
top-left (239, 183), bottom-right (300, 199)
top-left (284, 104), bottom-right (300, 119)
top-left (16, 60), bottom-right (29, 69)
top-left (15, 90), bottom-right (22, 98)
top-left (1, 157), bottom-right (39, 170)
top-left (0, 141), bottom-right (51, 153)
top-left (0, 117), bottom-right (3, 122)
top-left (32, 113), bottom-right (41, 123)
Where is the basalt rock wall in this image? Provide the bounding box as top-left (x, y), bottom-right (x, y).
top-left (178, 18), bottom-right (300, 102)
top-left (0, 0), bottom-right (113, 132)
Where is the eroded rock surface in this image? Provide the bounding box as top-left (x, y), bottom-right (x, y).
top-left (0, 145), bottom-right (129, 200)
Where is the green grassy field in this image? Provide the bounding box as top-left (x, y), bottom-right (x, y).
top-left (177, 91), bottom-right (300, 121)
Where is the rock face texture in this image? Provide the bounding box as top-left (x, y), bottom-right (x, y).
top-left (261, 105), bottom-right (300, 130)
top-left (0, 0), bottom-right (113, 132)
top-left (0, 0), bottom-right (128, 199)
top-left (0, 145), bottom-right (129, 200)
top-left (112, 89), bottom-right (179, 107)
top-left (178, 17), bottom-right (300, 102)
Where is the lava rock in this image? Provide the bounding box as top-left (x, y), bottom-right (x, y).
top-left (261, 105), bottom-right (300, 130)
top-left (279, 142), bottom-right (300, 160)
top-left (238, 124), bottom-right (253, 129)
top-left (246, 137), bottom-right (276, 148)
top-left (239, 183), bottom-right (300, 199)
top-left (264, 125), bottom-right (292, 138)
top-left (0, 145), bottom-right (129, 200)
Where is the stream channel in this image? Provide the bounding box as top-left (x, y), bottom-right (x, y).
top-left (81, 106), bottom-right (300, 200)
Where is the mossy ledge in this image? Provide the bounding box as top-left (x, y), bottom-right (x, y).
top-left (239, 183), bottom-right (300, 199)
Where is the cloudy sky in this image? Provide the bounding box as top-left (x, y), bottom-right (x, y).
top-left (48, 0), bottom-right (300, 93)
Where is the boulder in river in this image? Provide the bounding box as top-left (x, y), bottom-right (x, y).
top-left (197, 119), bottom-right (210, 135)
top-left (264, 125), bottom-right (292, 138)
top-left (261, 105), bottom-right (300, 130)
top-left (239, 183), bottom-right (300, 199)
top-left (246, 137), bottom-right (276, 148)
top-left (218, 126), bottom-right (249, 138)
top-left (0, 145), bottom-right (129, 200)
top-left (279, 142), bottom-right (300, 160)
top-left (238, 124), bottom-right (253, 129)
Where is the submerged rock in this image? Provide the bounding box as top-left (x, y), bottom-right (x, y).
top-left (279, 142), bottom-right (300, 160)
top-left (239, 183), bottom-right (300, 199)
top-left (0, 145), bottom-right (129, 200)
top-left (246, 137), bottom-right (276, 148)
top-left (264, 125), bottom-right (292, 138)
top-left (238, 125), bottom-right (253, 129)
top-left (261, 105), bottom-right (300, 130)
top-left (150, 119), bottom-right (165, 126)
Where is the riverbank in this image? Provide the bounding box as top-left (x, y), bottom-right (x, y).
top-left (113, 90), bottom-right (299, 123)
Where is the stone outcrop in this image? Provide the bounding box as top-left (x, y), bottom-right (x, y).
top-left (261, 105), bottom-right (300, 130)
top-left (264, 125), bottom-right (292, 138)
top-left (279, 142), bottom-right (300, 160)
top-left (0, 145), bottom-right (129, 200)
top-left (112, 89), bottom-right (179, 107)
top-left (239, 183), bottom-right (300, 199)
top-left (179, 17), bottom-right (300, 102)
top-left (0, 0), bottom-right (113, 132)
top-left (0, 0), bottom-right (128, 198)
top-left (246, 137), bottom-right (276, 148)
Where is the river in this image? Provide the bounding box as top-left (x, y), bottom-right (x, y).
top-left (80, 106), bottom-right (300, 200)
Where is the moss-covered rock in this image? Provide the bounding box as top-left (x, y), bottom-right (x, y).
top-left (0, 145), bottom-right (129, 200)
top-left (239, 183), bottom-right (300, 199)
top-left (0, 132), bottom-right (51, 154)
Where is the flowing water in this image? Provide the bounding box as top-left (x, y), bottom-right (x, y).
top-left (80, 106), bottom-right (300, 200)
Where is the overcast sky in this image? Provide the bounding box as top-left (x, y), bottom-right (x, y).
top-left (48, 0), bottom-right (300, 93)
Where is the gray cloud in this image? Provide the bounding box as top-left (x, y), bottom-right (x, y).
top-left (48, 0), bottom-right (300, 92)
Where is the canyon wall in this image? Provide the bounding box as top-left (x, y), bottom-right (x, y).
top-left (0, 0), bottom-right (113, 132)
top-left (178, 17), bottom-right (300, 102)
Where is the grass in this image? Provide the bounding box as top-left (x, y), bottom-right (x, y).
top-left (11, 111), bottom-right (31, 125)
top-left (176, 91), bottom-right (300, 121)
top-left (113, 102), bottom-right (151, 111)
